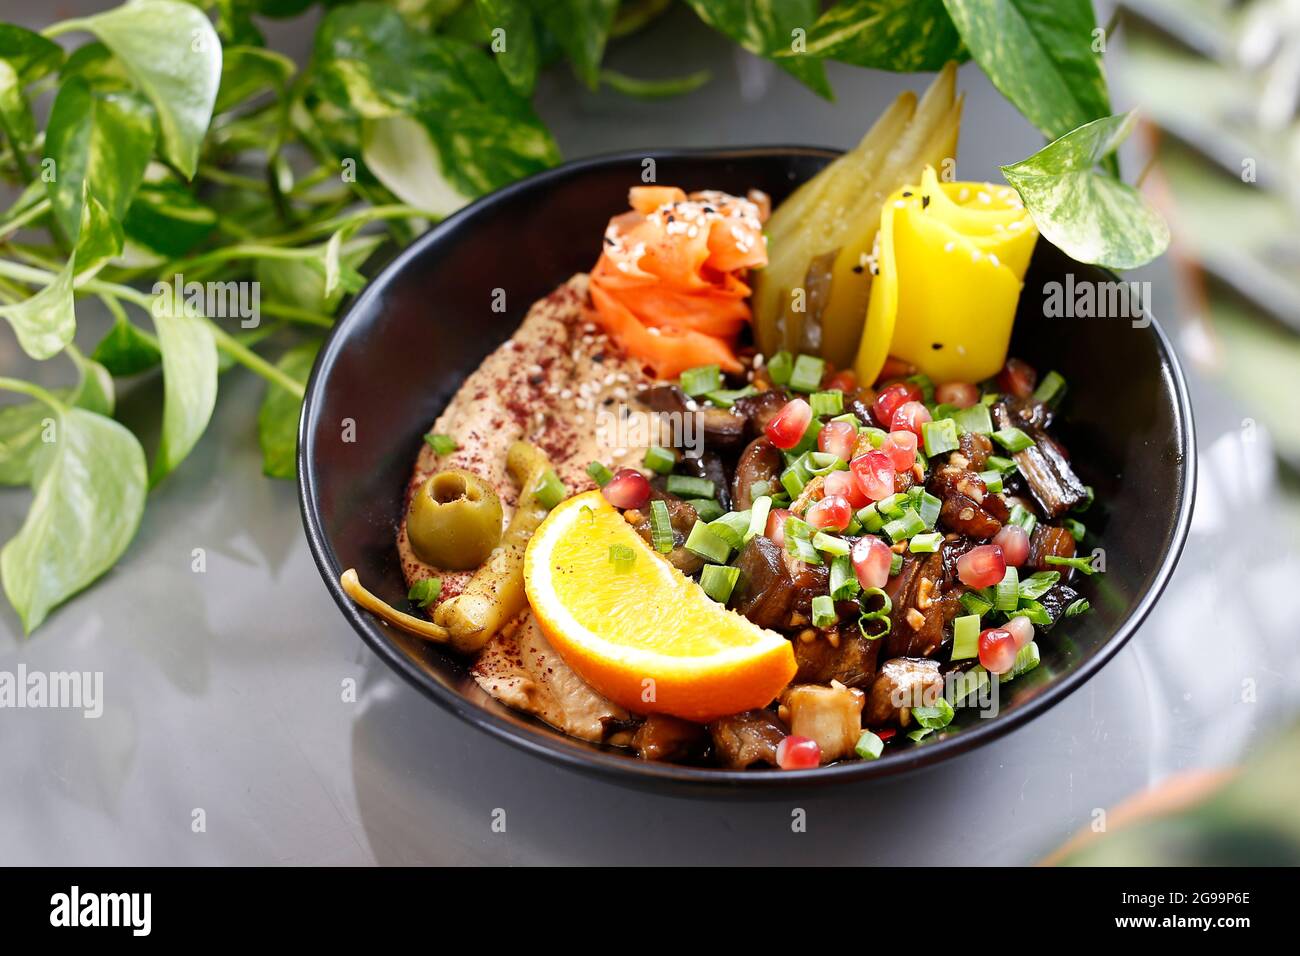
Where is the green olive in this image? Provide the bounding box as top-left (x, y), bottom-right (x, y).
top-left (407, 470), bottom-right (503, 570)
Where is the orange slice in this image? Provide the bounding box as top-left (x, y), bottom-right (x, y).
top-left (524, 491), bottom-right (796, 723)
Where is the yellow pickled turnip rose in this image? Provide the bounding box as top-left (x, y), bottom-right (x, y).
top-left (854, 166), bottom-right (1039, 386)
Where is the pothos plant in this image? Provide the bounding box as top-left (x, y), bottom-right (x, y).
top-left (0, 0), bottom-right (1167, 634)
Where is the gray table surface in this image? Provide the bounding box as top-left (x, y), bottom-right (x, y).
top-left (3, 4), bottom-right (1298, 866)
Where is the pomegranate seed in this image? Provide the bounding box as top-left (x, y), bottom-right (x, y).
top-left (997, 358), bottom-right (1037, 399)
top-left (602, 468), bottom-right (650, 509)
top-left (818, 420), bottom-right (858, 462)
top-left (851, 535), bottom-right (893, 590)
top-left (765, 398), bottom-right (813, 450)
top-left (876, 727), bottom-right (896, 742)
top-left (806, 494), bottom-right (852, 532)
top-left (850, 450), bottom-right (896, 502)
top-left (935, 381), bottom-right (979, 408)
top-left (956, 544), bottom-right (1006, 588)
top-left (765, 507), bottom-right (792, 548)
top-left (824, 369), bottom-right (857, 393)
top-left (1003, 615), bottom-right (1035, 650)
top-left (823, 469), bottom-right (867, 508)
top-left (890, 400), bottom-right (932, 439)
top-left (880, 430), bottom-right (918, 471)
top-left (776, 735), bottom-right (821, 770)
top-left (993, 524), bottom-right (1030, 567)
top-left (871, 382), bottom-right (921, 428)
top-left (979, 627), bottom-right (1019, 674)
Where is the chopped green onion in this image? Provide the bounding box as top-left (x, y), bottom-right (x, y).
top-left (1032, 370), bottom-right (1067, 405)
top-left (586, 461), bottom-right (614, 487)
top-left (609, 544), bottom-right (636, 572)
top-left (680, 364), bottom-right (722, 396)
top-left (978, 470), bottom-right (1003, 494)
top-left (766, 350), bottom-right (794, 385)
top-left (1045, 554), bottom-right (1098, 575)
top-left (533, 469), bottom-right (565, 510)
top-left (1064, 598), bottom-right (1091, 618)
top-left (876, 492), bottom-right (908, 518)
top-left (688, 498), bottom-right (724, 522)
top-left (930, 402), bottom-right (960, 422)
top-left (424, 432), bottom-right (458, 455)
top-left (746, 496), bottom-right (772, 543)
top-left (811, 594), bottom-right (837, 628)
top-left (883, 508), bottom-right (926, 543)
top-left (855, 730), bottom-right (884, 760)
top-left (788, 416), bottom-right (822, 456)
top-left (649, 500), bottom-right (674, 553)
top-left (888, 552), bottom-right (903, 576)
top-left (787, 354), bottom-right (826, 393)
top-left (986, 454), bottom-right (1017, 474)
top-left (666, 474), bottom-right (715, 500)
top-left (784, 515), bottom-right (813, 541)
top-left (857, 589), bottom-right (893, 639)
top-left (1018, 570), bottom-right (1059, 600)
top-left (1074, 485), bottom-right (1095, 512)
top-left (992, 427), bottom-right (1035, 452)
top-left (994, 566), bottom-right (1020, 612)
top-left (918, 491), bottom-right (942, 529)
top-left (980, 391), bottom-right (999, 406)
top-left (912, 697), bottom-right (954, 730)
top-left (951, 614), bottom-right (980, 661)
top-left (813, 531), bottom-right (850, 557)
top-left (908, 531), bottom-right (943, 553)
top-left (1064, 518), bottom-right (1087, 542)
top-left (804, 451), bottom-right (848, 476)
top-left (922, 418), bottom-right (960, 456)
top-left (748, 479), bottom-right (772, 500)
top-left (699, 564), bottom-right (740, 603)
top-left (643, 445), bottom-right (676, 475)
top-left (960, 589), bottom-right (994, 617)
top-left (1008, 503), bottom-right (1038, 536)
top-left (809, 390), bottom-right (844, 417)
top-left (951, 403), bottom-right (993, 436)
top-left (709, 511), bottom-right (750, 550)
top-left (947, 666), bottom-right (990, 706)
top-left (862, 426), bottom-right (888, 448)
top-left (788, 534), bottom-right (823, 565)
top-left (684, 520), bottom-right (732, 563)
top-left (408, 577), bottom-right (442, 608)
top-left (906, 373), bottom-right (935, 404)
top-left (780, 467), bottom-right (806, 498)
top-left (908, 728), bottom-right (933, 742)
top-left (856, 504), bottom-right (884, 533)
top-left (705, 385), bottom-right (758, 408)
top-left (830, 412), bottom-right (861, 426)
top-left (830, 554), bottom-right (860, 600)
top-left (1000, 641), bottom-right (1041, 681)
top-left (1016, 601), bottom-right (1052, 626)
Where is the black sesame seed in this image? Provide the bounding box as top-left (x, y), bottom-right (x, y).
top-left (902, 191), bottom-right (913, 198)
top-left (852, 265), bottom-right (864, 274)
top-left (931, 342), bottom-right (943, 350)
top-left (922, 195), bottom-right (931, 209)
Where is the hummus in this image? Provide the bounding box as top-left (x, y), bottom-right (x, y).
top-left (399, 274), bottom-right (655, 741)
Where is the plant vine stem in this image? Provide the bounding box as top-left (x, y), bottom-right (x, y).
top-left (0, 376), bottom-right (65, 411)
top-left (259, 302), bottom-right (334, 328)
top-left (0, 198), bottom-right (52, 237)
top-left (0, 258), bottom-right (305, 399)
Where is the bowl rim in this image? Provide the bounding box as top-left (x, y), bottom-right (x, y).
top-left (298, 145), bottom-right (1198, 791)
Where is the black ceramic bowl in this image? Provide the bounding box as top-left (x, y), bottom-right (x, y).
top-left (299, 147), bottom-right (1195, 791)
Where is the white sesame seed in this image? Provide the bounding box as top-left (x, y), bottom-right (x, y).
top-left (989, 254), bottom-right (1001, 268)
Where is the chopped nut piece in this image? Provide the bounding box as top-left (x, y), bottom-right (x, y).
top-left (906, 607), bottom-right (926, 630)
